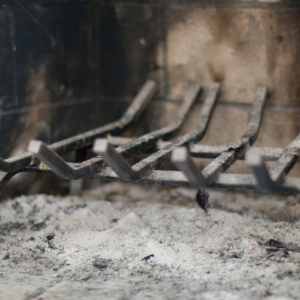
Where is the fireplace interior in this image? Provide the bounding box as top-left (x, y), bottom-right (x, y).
top-left (1, 2), bottom-right (300, 299)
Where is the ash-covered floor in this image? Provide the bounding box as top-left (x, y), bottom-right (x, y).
top-left (1, 183), bottom-right (300, 300)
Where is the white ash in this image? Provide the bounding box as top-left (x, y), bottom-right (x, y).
top-left (0, 184), bottom-right (300, 300)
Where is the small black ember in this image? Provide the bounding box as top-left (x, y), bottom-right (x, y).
top-left (195, 188), bottom-right (211, 214)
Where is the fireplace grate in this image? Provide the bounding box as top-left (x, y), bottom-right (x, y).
top-left (1, 80), bottom-right (300, 194)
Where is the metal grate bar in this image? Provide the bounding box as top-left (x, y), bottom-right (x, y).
top-left (129, 83), bottom-right (219, 178)
top-left (93, 83), bottom-right (218, 181)
top-left (200, 87), bottom-right (267, 186)
top-left (269, 133), bottom-right (300, 183)
top-left (26, 84), bottom-right (201, 180)
top-left (171, 147), bottom-right (206, 187)
top-left (0, 80), bottom-right (157, 173)
top-left (28, 140), bottom-right (77, 180)
top-left (246, 133), bottom-right (300, 191)
top-left (3, 80), bottom-right (300, 194)
top-left (246, 151), bottom-right (274, 191)
top-left (93, 139), bottom-right (141, 181)
top-left (114, 83), bottom-right (202, 156)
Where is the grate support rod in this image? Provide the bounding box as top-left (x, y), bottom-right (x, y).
top-left (22, 162), bottom-right (300, 193)
top-left (87, 169), bottom-right (300, 194)
top-left (108, 138), bottom-right (298, 162)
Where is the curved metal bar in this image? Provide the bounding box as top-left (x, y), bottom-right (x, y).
top-left (246, 133), bottom-right (300, 191)
top-left (130, 83), bottom-right (220, 178)
top-left (0, 153), bottom-right (35, 174)
top-left (115, 83), bottom-right (202, 156)
top-left (0, 80), bottom-right (157, 173)
top-left (200, 87), bottom-right (267, 186)
top-left (27, 83), bottom-right (201, 180)
top-left (28, 140), bottom-right (75, 179)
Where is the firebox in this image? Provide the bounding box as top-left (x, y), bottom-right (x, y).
top-left (1, 0), bottom-right (300, 195)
